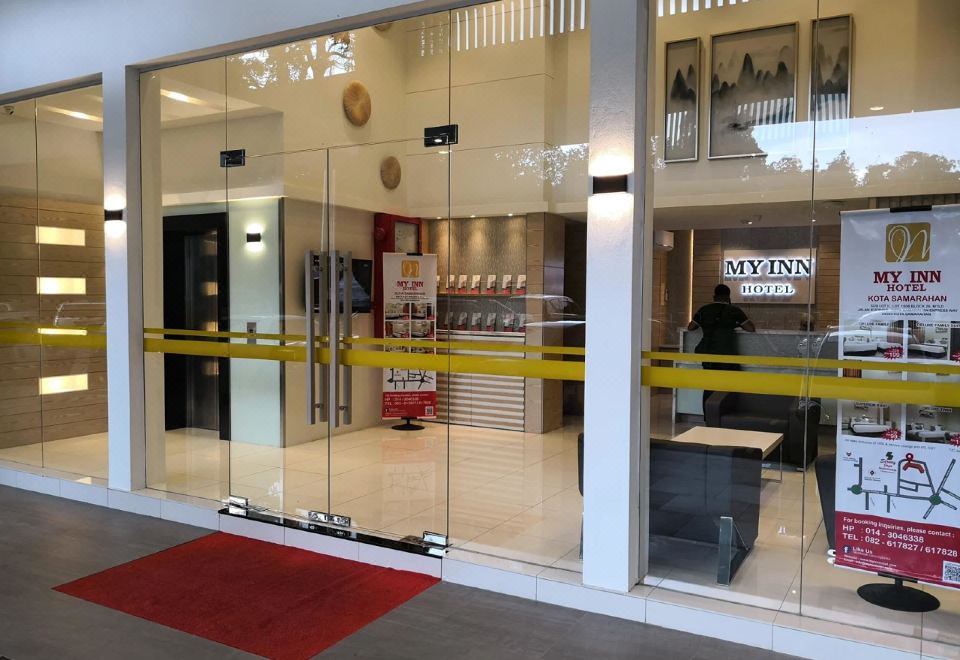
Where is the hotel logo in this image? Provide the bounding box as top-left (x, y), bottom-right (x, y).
top-left (401, 260), bottom-right (420, 277)
top-left (886, 222), bottom-right (931, 263)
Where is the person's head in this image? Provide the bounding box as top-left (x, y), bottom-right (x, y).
top-left (713, 284), bottom-right (732, 302)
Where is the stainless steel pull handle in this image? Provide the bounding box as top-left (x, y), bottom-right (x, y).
top-left (318, 252), bottom-right (329, 424)
top-left (342, 251), bottom-right (353, 426)
top-left (305, 251), bottom-right (317, 426)
top-left (330, 251), bottom-right (341, 428)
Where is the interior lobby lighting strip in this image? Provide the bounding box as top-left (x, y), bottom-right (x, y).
top-left (36, 226), bottom-right (85, 246)
top-left (38, 374), bottom-right (88, 395)
top-left (36, 277), bottom-right (86, 295)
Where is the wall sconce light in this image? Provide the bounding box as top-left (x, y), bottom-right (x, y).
top-left (104, 208), bottom-right (126, 238)
top-left (246, 224), bottom-right (264, 253)
top-left (590, 174), bottom-right (631, 195)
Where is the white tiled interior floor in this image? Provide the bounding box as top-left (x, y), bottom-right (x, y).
top-left (3, 407), bottom-right (959, 649)
top-left (147, 421), bottom-right (586, 573)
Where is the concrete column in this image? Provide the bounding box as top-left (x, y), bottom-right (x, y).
top-left (104, 67), bottom-right (146, 491)
top-left (582, 0), bottom-right (653, 591)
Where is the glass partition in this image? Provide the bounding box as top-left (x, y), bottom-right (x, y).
top-left (645, 0), bottom-right (960, 655)
top-left (0, 86), bottom-right (107, 483)
top-left (0, 98), bottom-right (42, 469)
top-left (141, 58), bottom-right (228, 500)
top-left (800, 0), bottom-right (960, 653)
top-left (444, 0), bottom-right (589, 569)
top-left (647, 0), bottom-right (817, 607)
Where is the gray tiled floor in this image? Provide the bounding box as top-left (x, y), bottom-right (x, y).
top-left (0, 485), bottom-right (795, 660)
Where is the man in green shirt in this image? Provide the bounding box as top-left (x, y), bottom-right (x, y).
top-left (688, 284), bottom-right (756, 409)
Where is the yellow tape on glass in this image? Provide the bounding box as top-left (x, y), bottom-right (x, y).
top-left (642, 366), bottom-right (960, 407)
top-left (642, 350), bottom-right (960, 377)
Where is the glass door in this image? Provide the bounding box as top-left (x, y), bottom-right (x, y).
top-left (224, 149), bottom-right (331, 519)
top-left (220, 10), bottom-right (453, 544)
top-left (326, 139), bottom-right (451, 542)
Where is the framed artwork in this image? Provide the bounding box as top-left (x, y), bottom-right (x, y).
top-left (811, 15), bottom-right (852, 121)
top-left (664, 38), bottom-right (700, 163)
top-left (708, 23), bottom-right (798, 159)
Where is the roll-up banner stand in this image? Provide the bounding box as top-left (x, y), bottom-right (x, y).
top-left (836, 205), bottom-right (960, 600)
top-left (381, 253), bottom-right (438, 420)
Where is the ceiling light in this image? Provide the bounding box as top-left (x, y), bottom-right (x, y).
top-left (161, 89), bottom-right (205, 105)
top-left (44, 106), bottom-right (102, 123)
top-left (869, 106), bottom-right (885, 112)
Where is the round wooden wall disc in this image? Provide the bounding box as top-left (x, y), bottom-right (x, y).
top-left (342, 81), bottom-right (372, 127)
top-left (380, 156), bottom-right (402, 190)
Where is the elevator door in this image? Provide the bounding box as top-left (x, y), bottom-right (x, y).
top-left (163, 214), bottom-right (230, 438)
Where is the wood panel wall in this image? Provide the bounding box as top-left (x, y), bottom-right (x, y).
top-left (690, 227), bottom-right (840, 332)
top-left (0, 195), bottom-right (107, 450)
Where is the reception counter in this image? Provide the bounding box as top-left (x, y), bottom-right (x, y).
top-left (674, 329), bottom-right (838, 424)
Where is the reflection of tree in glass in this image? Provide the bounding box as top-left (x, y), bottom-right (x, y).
top-left (817, 150), bottom-right (859, 189)
top-left (863, 151), bottom-right (959, 188)
top-left (493, 143), bottom-right (588, 186)
top-left (236, 36), bottom-right (356, 90)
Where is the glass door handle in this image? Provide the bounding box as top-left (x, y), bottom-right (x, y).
top-left (341, 251), bottom-right (353, 426)
top-left (330, 251), bottom-right (342, 428)
top-left (304, 250), bottom-right (328, 425)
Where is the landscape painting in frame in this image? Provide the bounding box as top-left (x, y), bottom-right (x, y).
top-left (709, 23), bottom-right (798, 159)
top-left (811, 15), bottom-right (852, 121)
top-left (665, 38), bottom-right (699, 162)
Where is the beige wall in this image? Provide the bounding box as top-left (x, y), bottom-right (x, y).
top-left (653, 0), bottom-right (960, 208)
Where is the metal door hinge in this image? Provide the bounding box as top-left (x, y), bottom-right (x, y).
top-left (423, 531), bottom-right (448, 547)
top-left (220, 149), bottom-right (246, 168)
top-left (424, 124), bottom-right (458, 147)
top-left (227, 495), bottom-right (249, 514)
top-left (307, 510), bottom-right (352, 528)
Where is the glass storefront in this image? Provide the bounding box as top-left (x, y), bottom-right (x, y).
top-left (140, 2), bottom-right (589, 569)
top-left (0, 0), bottom-right (952, 652)
top-left (0, 86), bottom-right (108, 482)
top-left (646, 0), bottom-right (960, 651)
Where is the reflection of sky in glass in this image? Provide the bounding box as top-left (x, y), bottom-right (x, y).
top-left (237, 36), bottom-right (356, 90)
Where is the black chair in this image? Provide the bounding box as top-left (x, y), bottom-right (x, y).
top-left (815, 453), bottom-right (836, 550)
top-left (705, 392), bottom-right (820, 468)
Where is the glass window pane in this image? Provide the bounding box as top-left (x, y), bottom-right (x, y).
top-left (142, 58), bottom-right (229, 500)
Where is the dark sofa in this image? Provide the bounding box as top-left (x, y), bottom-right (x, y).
top-left (648, 439), bottom-right (762, 553)
top-left (704, 392), bottom-right (820, 468)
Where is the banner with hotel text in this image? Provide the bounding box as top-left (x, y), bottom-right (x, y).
top-left (381, 253), bottom-right (438, 420)
top-left (836, 205), bottom-right (960, 588)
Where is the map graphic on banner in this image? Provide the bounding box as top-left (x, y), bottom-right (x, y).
top-left (381, 253), bottom-right (438, 420)
top-left (836, 205), bottom-right (960, 589)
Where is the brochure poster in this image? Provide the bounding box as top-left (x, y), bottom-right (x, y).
top-left (836, 206), bottom-right (960, 588)
top-left (381, 253), bottom-right (438, 420)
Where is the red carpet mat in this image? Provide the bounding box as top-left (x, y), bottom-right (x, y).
top-left (55, 532), bottom-right (439, 660)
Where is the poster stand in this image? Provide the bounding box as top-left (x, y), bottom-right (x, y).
top-left (392, 417), bottom-right (425, 432)
top-left (836, 205), bottom-right (960, 611)
top-left (857, 574), bottom-right (940, 612)
top-left (381, 252), bottom-right (438, 427)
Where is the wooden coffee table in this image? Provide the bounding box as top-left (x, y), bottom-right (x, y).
top-left (669, 426), bottom-right (784, 482)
